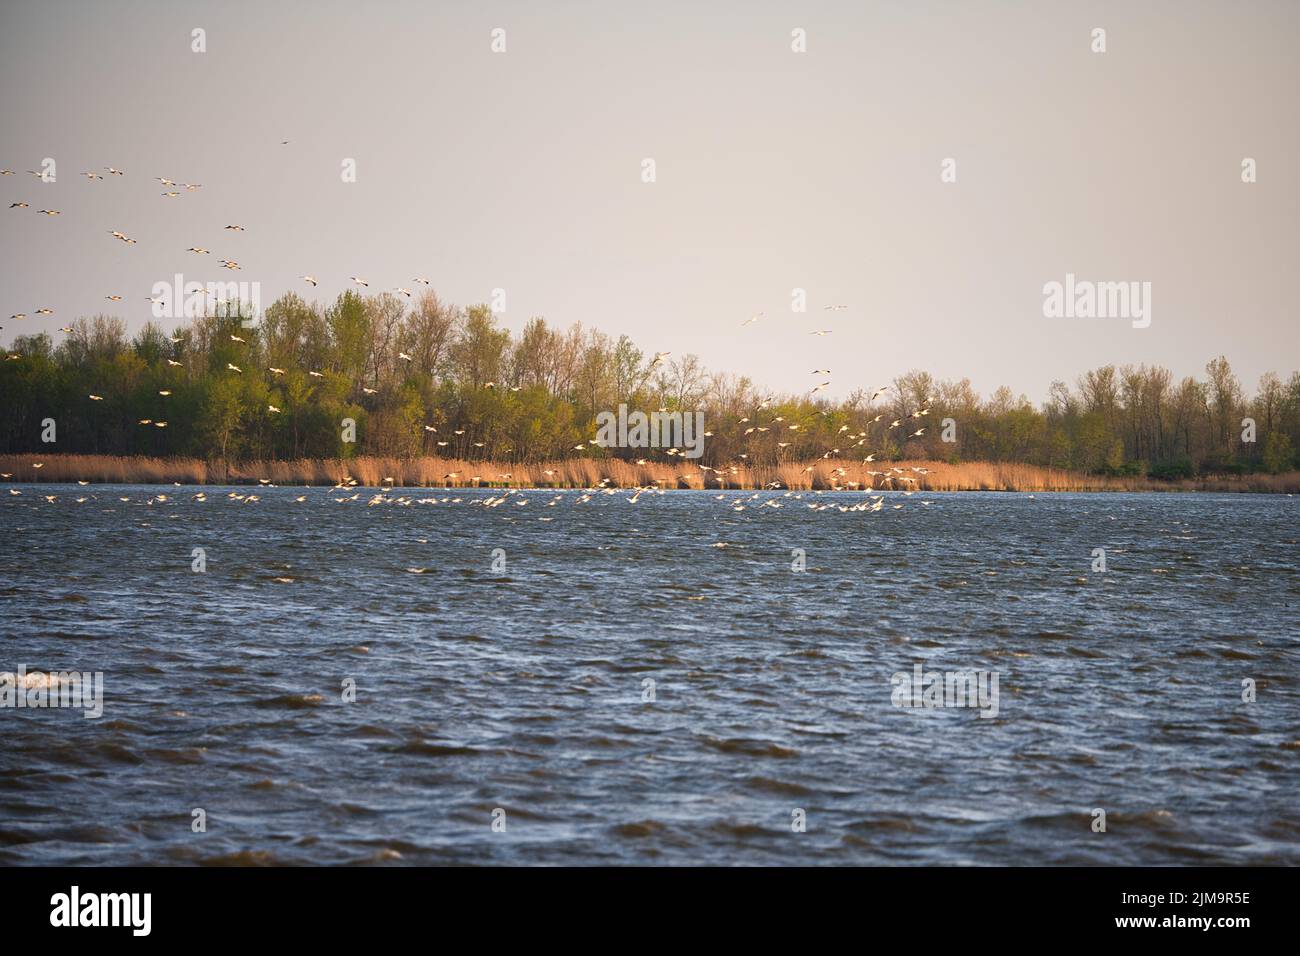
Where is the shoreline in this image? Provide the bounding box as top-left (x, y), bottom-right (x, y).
top-left (3, 454), bottom-right (1297, 493)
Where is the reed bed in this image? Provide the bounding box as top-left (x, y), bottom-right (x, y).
top-left (4, 453), bottom-right (1299, 493)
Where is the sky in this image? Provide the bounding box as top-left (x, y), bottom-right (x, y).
top-left (1, 0), bottom-right (1295, 402)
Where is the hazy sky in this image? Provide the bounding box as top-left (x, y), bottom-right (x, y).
top-left (1, 0), bottom-right (1295, 402)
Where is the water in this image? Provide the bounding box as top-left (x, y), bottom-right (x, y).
top-left (2, 485), bottom-right (1297, 865)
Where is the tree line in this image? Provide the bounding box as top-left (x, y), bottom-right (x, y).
top-left (1, 289), bottom-right (1296, 477)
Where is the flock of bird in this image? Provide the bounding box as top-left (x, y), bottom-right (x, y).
top-left (3, 153), bottom-right (938, 507)
top-left (3, 473), bottom-right (937, 522)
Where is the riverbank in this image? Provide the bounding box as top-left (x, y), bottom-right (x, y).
top-left (3, 454), bottom-right (1298, 493)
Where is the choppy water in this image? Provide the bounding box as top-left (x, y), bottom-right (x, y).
top-left (1, 485), bottom-right (1297, 865)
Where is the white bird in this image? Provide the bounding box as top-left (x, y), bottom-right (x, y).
top-left (351, 277), bottom-right (368, 287)
top-left (267, 405), bottom-right (281, 413)
top-left (224, 224), bottom-right (245, 231)
top-left (227, 363), bottom-right (242, 373)
top-left (301, 275), bottom-right (318, 286)
top-left (397, 352), bottom-right (412, 362)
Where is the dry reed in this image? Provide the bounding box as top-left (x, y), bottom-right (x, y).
top-left (4, 453), bottom-right (1298, 494)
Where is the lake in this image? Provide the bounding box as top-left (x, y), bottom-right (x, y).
top-left (1, 486), bottom-right (1297, 864)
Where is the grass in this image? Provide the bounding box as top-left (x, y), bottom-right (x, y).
top-left (3, 453), bottom-right (1298, 493)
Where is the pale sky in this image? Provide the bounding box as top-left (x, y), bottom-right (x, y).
top-left (1, 0), bottom-right (1296, 401)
